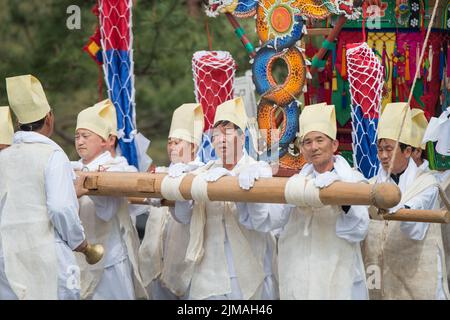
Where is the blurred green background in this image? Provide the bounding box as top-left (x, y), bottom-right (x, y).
top-left (0, 0), bottom-right (258, 166)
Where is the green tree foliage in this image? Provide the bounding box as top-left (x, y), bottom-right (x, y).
top-left (0, 0), bottom-right (257, 165)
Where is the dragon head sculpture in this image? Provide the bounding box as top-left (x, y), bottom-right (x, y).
top-left (203, 0), bottom-right (239, 17)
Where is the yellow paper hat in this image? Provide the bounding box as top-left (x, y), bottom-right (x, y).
top-left (0, 106), bottom-right (14, 145)
top-left (93, 99), bottom-right (117, 136)
top-left (76, 100), bottom-right (116, 140)
top-left (213, 97), bottom-right (247, 132)
top-left (410, 108), bottom-right (428, 149)
top-left (298, 103), bottom-right (337, 140)
top-left (6, 75), bottom-right (51, 124)
top-left (377, 102), bottom-right (413, 146)
top-left (169, 103), bottom-right (204, 146)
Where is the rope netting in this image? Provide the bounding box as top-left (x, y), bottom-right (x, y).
top-left (346, 42), bottom-right (384, 178)
top-left (192, 51), bottom-right (237, 162)
top-left (98, 0), bottom-right (138, 167)
top-left (192, 51), bottom-right (237, 131)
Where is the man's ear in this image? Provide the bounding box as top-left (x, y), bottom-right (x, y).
top-left (45, 112), bottom-right (53, 126)
top-left (101, 137), bottom-right (108, 148)
top-left (240, 131), bottom-right (246, 146)
top-left (332, 139), bottom-right (339, 153)
top-left (192, 143), bottom-right (198, 159)
top-left (403, 146), bottom-right (413, 158)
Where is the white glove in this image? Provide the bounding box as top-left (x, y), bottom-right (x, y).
top-left (314, 171), bottom-right (340, 188)
top-left (204, 167), bottom-right (235, 182)
top-left (71, 161), bottom-right (83, 171)
top-left (168, 161), bottom-right (204, 178)
top-left (154, 166), bottom-right (167, 174)
top-left (238, 163), bottom-right (272, 190)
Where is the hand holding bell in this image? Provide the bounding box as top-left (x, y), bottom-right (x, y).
top-left (74, 240), bottom-right (105, 265)
top-left (82, 243), bottom-right (105, 265)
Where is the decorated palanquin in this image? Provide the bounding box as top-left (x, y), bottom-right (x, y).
top-left (333, 0), bottom-right (450, 171)
top-left (204, 0), bottom-right (367, 175)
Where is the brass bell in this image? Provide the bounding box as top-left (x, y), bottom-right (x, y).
top-left (83, 243), bottom-right (105, 265)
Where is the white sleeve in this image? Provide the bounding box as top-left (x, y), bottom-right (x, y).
top-left (128, 203), bottom-right (150, 217)
top-left (171, 200), bottom-right (194, 224)
top-left (92, 162), bottom-right (140, 220)
top-left (236, 202), bottom-right (292, 232)
top-left (88, 195), bottom-right (122, 222)
top-left (336, 205), bottom-right (370, 243)
top-left (45, 150), bottom-right (85, 250)
top-left (399, 185), bottom-right (438, 240)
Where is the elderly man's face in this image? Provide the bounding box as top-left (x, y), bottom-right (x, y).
top-left (377, 138), bottom-right (411, 174)
top-left (300, 131), bottom-right (338, 173)
top-left (211, 122), bottom-right (244, 165)
top-left (167, 138), bottom-right (197, 164)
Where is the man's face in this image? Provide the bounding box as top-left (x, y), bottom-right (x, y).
top-left (377, 138), bottom-right (412, 174)
top-left (410, 148), bottom-right (423, 166)
top-left (211, 122), bottom-right (244, 165)
top-left (75, 128), bottom-right (107, 164)
top-left (300, 131), bottom-right (338, 172)
top-left (167, 138), bottom-right (197, 164)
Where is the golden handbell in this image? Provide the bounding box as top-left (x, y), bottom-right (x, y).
top-left (82, 243), bottom-right (105, 265)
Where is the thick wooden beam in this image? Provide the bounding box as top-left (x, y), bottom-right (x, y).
top-left (81, 172), bottom-right (401, 209)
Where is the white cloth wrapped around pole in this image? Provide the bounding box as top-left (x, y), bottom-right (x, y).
top-left (284, 174), bottom-right (323, 207)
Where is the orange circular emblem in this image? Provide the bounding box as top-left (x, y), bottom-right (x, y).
top-left (270, 6), bottom-right (292, 33)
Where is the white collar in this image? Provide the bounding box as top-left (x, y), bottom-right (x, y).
top-left (377, 157), bottom-right (418, 192)
top-left (79, 151), bottom-right (113, 172)
top-left (300, 155), bottom-right (362, 182)
top-left (212, 149), bottom-right (255, 172)
top-left (13, 131), bottom-right (63, 152)
top-left (419, 159), bottom-right (429, 171)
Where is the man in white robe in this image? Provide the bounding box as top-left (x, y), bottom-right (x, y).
top-left (73, 99), bottom-right (147, 300)
top-left (421, 106), bottom-right (450, 290)
top-left (362, 102), bottom-right (449, 300)
top-left (170, 97), bottom-right (278, 300)
top-left (139, 103), bottom-right (205, 299)
top-left (0, 75), bottom-right (88, 300)
top-left (242, 103), bottom-right (370, 299)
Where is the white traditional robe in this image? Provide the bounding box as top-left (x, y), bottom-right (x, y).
top-left (251, 155), bottom-right (369, 299)
top-left (73, 152), bottom-right (147, 300)
top-left (438, 170), bottom-right (450, 292)
top-left (363, 158), bottom-right (449, 299)
top-left (172, 154), bottom-right (278, 300)
top-left (139, 158), bottom-right (206, 300)
top-left (138, 165), bottom-right (184, 300)
top-left (0, 131), bottom-right (86, 300)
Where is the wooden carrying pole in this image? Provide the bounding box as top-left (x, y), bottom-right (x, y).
top-left (382, 209), bottom-right (450, 224)
top-left (81, 172), bottom-right (401, 209)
